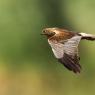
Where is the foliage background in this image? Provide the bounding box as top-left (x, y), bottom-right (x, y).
top-left (0, 0), bottom-right (95, 95)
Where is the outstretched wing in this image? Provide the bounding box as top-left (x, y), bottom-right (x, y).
top-left (48, 35), bottom-right (82, 73)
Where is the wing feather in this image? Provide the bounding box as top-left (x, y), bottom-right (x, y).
top-left (48, 35), bottom-right (82, 73)
top-left (48, 40), bottom-right (64, 58)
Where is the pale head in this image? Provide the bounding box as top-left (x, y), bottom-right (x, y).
top-left (41, 27), bottom-right (60, 38)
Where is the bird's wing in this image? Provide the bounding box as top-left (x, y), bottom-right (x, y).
top-left (48, 35), bottom-right (82, 73)
top-left (48, 40), bottom-right (64, 59)
top-left (59, 35), bottom-right (82, 73)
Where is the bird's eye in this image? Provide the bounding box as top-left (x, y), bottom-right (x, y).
top-left (42, 30), bottom-right (45, 33)
top-left (43, 30), bottom-right (48, 33)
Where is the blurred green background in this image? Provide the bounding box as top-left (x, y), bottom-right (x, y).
top-left (0, 0), bottom-right (95, 95)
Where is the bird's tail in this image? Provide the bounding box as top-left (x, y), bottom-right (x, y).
top-left (79, 33), bottom-right (95, 40)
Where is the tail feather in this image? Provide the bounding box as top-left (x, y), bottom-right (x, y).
top-left (79, 33), bottom-right (95, 40)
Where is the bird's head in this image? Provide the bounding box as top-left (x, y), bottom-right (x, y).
top-left (41, 28), bottom-right (60, 38)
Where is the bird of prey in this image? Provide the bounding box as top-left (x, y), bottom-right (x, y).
top-left (41, 27), bottom-right (95, 73)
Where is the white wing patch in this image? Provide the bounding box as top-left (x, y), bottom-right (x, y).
top-left (48, 35), bottom-right (82, 59)
top-left (64, 36), bottom-right (82, 56)
top-left (48, 40), bottom-right (64, 58)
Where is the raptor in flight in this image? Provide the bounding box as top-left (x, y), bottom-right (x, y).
top-left (41, 27), bottom-right (95, 73)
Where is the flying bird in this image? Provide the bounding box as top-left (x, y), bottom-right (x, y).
top-left (41, 27), bottom-right (95, 73)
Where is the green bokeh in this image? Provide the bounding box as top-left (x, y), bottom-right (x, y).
top-left (0, 0), bottom-right (95, 95)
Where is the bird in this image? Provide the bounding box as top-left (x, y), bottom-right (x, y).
top-left (41, 27), bottom-right (95, 73)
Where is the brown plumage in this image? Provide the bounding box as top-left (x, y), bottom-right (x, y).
top-left (42, 27), bottom-right (95, 73)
